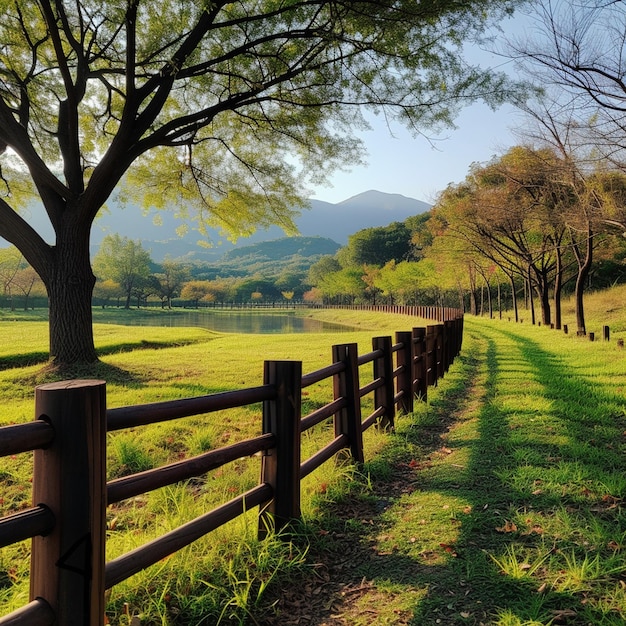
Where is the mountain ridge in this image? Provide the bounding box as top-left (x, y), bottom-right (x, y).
top-left (9, 190), bottom-right (431, 262)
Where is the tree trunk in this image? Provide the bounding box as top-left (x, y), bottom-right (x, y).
top-left (497, 279), bottom-right (501, 320)
top-left (47, 236), bottom-right (97, 366)
top-left (527, 268), bottom-right (536, 325)
top-left (533, 267), bottom-right (551, 326)
top-left (574, 225), bottom-right (593, 336)
top-left (553, 246), bottom-right (563, 330)
top-left (509, 274), bottom-right (518, 322)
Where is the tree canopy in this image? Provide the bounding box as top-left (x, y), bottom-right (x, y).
top-left (0, 0), bottom-right (521, 366)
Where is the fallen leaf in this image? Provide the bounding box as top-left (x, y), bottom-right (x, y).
top-left (439, 542), bottom-right (458, 557)
top-left (495, 521), bottom-right (518, 533)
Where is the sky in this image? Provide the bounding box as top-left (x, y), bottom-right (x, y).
top-left (310, 14), bottom-right (531, 206)
top-left (310, 101), bottom-right (522, 205)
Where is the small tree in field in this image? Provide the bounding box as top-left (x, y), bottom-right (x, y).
top-left (12, 267), bottom-right (45, 311)
top-left (0, 0), bottom-right (520, 367)
top-left (156, 258), bottom-right (189, 309)
top-left (93, 235), bottom-right (152, 309)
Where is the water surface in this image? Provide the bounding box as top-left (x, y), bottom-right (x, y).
top-left (109, 311), bottom-right (354, 334)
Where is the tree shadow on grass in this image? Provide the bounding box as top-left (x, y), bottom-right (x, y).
top-left (0, 338), bottom-right (200, 377)
top-left (403, 326), bottom-right (626, 625)
top-left (257, 323), bottom-right (626, 625)
top-left (12, 360), bottom-right (147, 388)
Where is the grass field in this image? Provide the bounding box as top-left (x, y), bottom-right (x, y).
top-left (2, 294), bottom-right (626, 625)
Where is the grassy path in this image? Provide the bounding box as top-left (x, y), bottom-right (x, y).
top-left (258, 317), bottom-right (626, 626)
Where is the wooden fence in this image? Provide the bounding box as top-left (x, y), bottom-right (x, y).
top-left (0, 309), bottom-right (463, 626)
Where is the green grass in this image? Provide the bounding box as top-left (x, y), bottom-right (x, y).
top-left (0, 306), bottom-right (423, 624)
top-left (271, 302), bottom-right (626, 626)
top-left (3, 298), bottom-right (626, 624)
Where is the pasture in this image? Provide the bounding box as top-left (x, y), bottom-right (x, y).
top-left (1, 298), bottom-right (626, 624)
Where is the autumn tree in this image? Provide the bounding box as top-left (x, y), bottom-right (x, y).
top-left (181, 280), bottom-right (213, 308)
top-left (511, 28), bottom-right (626, 332)
top-left (0, 0), bottom-right (521, 367)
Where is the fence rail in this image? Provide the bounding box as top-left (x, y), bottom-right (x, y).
top-left (0, 306), bottom-right (463, 626)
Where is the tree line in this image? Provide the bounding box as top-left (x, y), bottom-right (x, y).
top-left (306, 147), bottom-right (626, 335)
top-left (5, 148), bottom-right (626, 337)
top-left (90, 234), bottom-right (307, 308)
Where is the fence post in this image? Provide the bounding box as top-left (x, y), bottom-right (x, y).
top-left (443, 321), bottom-right (454, 372)
top-left (260, 360), bottom-right (302, 535)
top-left (373, 336), bottom-right (395, 431)
top-left (332, 343), bottom-right (364, 464)
top-left (412, 327), bottom-right (428, 402)
top-left (604, 325), bottom-right (610, 341)
top-left (395, 331), bottom-right (414, 414)
top-left (435, 325), bottom-right (445, 381)
top-left (31, 379), bottom-right (107, 626)
top-left (426, 325), bottom-right (438, 387)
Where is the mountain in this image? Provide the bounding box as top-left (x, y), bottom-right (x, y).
top-left (294, 191), bottom-right (431, 242)
top-left (14, 190), bottom-right (431, 262)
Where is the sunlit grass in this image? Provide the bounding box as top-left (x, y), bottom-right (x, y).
top-left (4, 300), bottom-right (626, 623)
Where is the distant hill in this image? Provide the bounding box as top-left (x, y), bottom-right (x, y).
top-left (11, 190), bottom-right (431, 262)
top-left (221, 236), bottom-right (340, 261)
top-left (188, 236), bottom-right (342, 281)
top-left (294, 191), bottom-right (430, 243)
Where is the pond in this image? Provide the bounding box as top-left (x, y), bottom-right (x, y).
top-left (106, 311), bottom-right (355, 334)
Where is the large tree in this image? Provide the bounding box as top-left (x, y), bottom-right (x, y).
top-left (0, 0), bottom-right (519, 366)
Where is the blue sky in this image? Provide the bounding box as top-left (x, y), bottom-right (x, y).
top-left (310, 101), bottom-right (521, 205)
top-left (310, 14), bottom-right (531, 205)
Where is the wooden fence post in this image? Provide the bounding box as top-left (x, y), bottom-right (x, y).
top-left (373, 336), bottom-right (395, 431)
top-left (31, 379), bottom-right (107, 626)
top-left (435, 325), bottom-right (445, 381)
top-left (395, 331), bottom-right (413, 414)
top-left (260, 360), bottom-right (302, 534)
top-left (604, 325), bottom-right (610, 341)
top-left (412, 327), bottom-right (428, 402)
top-left (332, 343), bottom-right (364, 463)
top-left (443, 321), bottom-right (454, 373)
top-left (426, 325), bottom-right (438, 387)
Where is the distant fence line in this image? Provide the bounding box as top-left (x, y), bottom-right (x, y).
top-left (0, 297), bottom-right (461, 316)
top-left (0, 307), bottom-right (463, 626)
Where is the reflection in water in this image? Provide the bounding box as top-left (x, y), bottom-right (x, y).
top-left (111, 311), bottom-right (354, 334)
